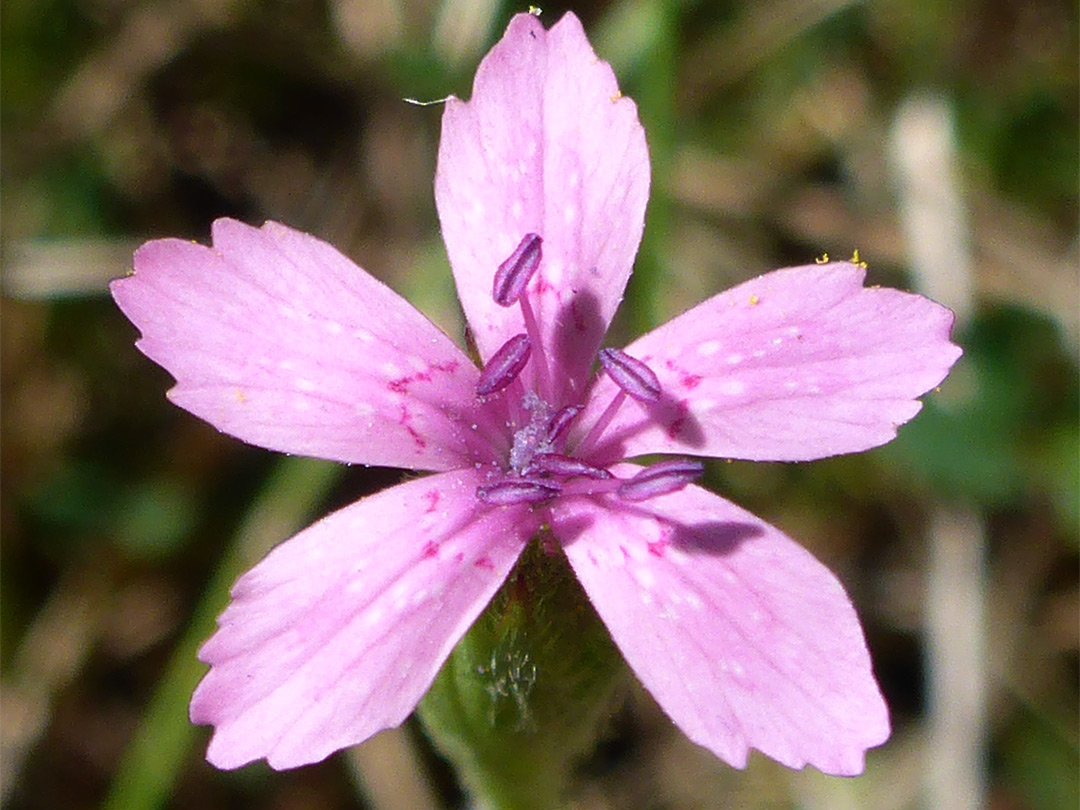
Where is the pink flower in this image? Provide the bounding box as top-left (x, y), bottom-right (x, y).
top-left (111, 12), bottom-right (960, 776)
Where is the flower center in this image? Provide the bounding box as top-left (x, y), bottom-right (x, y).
top-left (508, 392), bottom-right (554, 474)
top-left (473, 233), bottom-right (703, 507)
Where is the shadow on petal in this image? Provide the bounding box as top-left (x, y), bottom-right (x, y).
top-left (668, 520), bottom-right (762, 556)
top-left (588, 385), bottom-right (707, 465)
top-left (553, 288), bottom-right (604, 395)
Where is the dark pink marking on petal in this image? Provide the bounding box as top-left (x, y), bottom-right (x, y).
top-left (680, 372), bottom-right (703, 389)
top-left (422, 541), bottom-right (439, 559)
top-left (599, 347), bottom-right (661, 403)
top-left (474, 556), bottom-right (495, 571)
top-left (647, 531), bottom-right (672, 558)
top-left (424, 490), bottom-right (440, 513)
top-left (389, 360), bottom-right (462, 395)
top-left (398, 404), bottom-right (428, 449)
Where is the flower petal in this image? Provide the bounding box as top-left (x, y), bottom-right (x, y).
top-left (190, 469), bottom-right (534, 770)
top-left (112, 219), bottom-right (484, 471)
top-left (436, 12), bottom-right (650, 400)
top-left (551, 478), bottom-right (890, 775)
top-left (581, 262), bottom-right (962, 463)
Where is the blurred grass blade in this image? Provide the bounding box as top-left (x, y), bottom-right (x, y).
top-left (101, 456), bottom-right (341, 810)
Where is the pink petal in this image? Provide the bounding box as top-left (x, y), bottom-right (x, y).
top-left (552, 476), bottom-right (890, 775)
top-left (190, 469), bottom-right (535, 769)
top-left (582, 262), bottom-right (962, 463)
top-left (436, 12), bottom-right (650, 401)
top-left (112, 219), bottom-right (484, 471)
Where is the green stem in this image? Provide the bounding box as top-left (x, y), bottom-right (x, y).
top-left (417, 537), bottom-right (626, 810)
top-left (625, 0), bottom-right (677, 336)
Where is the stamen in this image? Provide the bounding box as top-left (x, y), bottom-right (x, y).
top-left (617, 459), bottom-right (704, 502)
top-left (518, 292), bottom-right (551, 399)
top-left (493, 233), bottom-right (542, 307)
top-left (477, 334), bottom-right (531, 396)
top-left (523, 453), bottom-right (612, 480)
top-left (477, 478), bottom-right (561, 506)
top-left (546, 405), bottom-right (581, 443)
top-left (572, 390), bottom-right (625, 459)
top-left (598, 348), bottom-right (662, 402)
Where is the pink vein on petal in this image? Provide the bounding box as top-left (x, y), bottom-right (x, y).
top-left (190, 469), bottom-right (535, 770)
top-left (111, 219), bottom-right (484, 471)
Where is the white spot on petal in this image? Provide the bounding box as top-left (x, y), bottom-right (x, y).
top-left (719, 380), bottom-right (746, 396)
top-left (668, 547), bottom-right (690, 566)
top-left (295, 378), bottom-right (315, 392)
top-left (634, 567), bottom-right (656, 590)
top-left (545, 259), bottom-right (564, 285)
top-left (726, 353), bottom-right (743, 365)
top-left (698, 340), bottom-right (721, 357)
top-left (390, 582), bottom-right (409, 611)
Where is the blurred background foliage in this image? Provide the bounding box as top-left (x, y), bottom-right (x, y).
top-left (1, 0), bottom-right (1076, 808)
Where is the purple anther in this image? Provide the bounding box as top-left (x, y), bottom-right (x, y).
top-left (523, 453), bottom-right (612, 480)
top-left (477, 478), bottom-right (561, 506)
top-left (493, 233), bottom-right (542, 307)
top-left (598, 348), bottom-right (662, 403)
top-left (477, 334), bottom-right (531, 396)
top-left (617, 459), bottom-right (704, 502)
top-left (546, 405), bottom-right (582, 442)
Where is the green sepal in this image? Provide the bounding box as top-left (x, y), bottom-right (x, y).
top-left (417, 532), bottom-right (627, 810)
